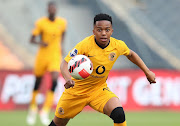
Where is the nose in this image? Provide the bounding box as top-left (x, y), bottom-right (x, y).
top-left (102, 30), bottom-right (106, 36)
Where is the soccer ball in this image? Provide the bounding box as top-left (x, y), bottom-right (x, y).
top-left (68, 55), bottom-right (93, 80)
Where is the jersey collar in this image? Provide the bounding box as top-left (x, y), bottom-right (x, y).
top-left (94, 38), bottom-right (110, 49)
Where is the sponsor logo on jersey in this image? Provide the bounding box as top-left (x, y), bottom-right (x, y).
top-left (96, 65), bottom-right (105, 74)
top-left (109, 52), bottom-right (116, 61)
top-left (90, 75), bottom-right (105, 78)
top-left (70, 48), bottom-right (78, 57)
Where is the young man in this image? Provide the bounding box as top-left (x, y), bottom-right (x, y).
top-left (49, 13), bottom-right (156, 126)
top-left (26, 2), bottom-right (67, 125)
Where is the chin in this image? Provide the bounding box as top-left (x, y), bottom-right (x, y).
top-left (101, 40), bottom-right (109, 43)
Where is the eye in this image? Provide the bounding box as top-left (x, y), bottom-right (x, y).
top-left (97, 29), bottom-right (101, 32)
top-left (106, 29), bottom-right (110, 32)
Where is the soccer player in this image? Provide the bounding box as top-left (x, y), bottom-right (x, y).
top-left (49, 13), bottom-right (156, 126)
top-left (26, 1), bottom-right (67, 125)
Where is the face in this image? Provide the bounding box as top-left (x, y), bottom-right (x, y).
top-left (93, 20), bottom-right (113, 47)
top-left (48, 4), bottom-right (56, 17)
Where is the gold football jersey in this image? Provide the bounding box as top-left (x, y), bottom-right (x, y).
top-left (64, 35), bottom-right (130, 95)
top-left (32, 17), bottom-right (67, 59)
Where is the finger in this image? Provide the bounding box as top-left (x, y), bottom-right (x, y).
top-left (64, 84), bottom-right (72, 89)
top-left (64, 83), bottom-right (74, 89)
top-left (64, 84), bottom-right (69, 89)
top-left (70, 81), bottom-right (73, 84)
top-left (64, 84), bottom-right (68, 89)
top-left (70, 82), bottom-right (75, 87)
top-left (70, 80), bottom-right (75, 85)
top-left (147, 78), bottom-right (151, 83)
top-left (150, 80), bottom-right (156, 84)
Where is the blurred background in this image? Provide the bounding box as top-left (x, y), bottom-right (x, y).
top-left (0, 0), bottom-right (180, 126)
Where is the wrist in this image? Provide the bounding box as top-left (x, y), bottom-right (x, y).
top-left (64, 76), bottom-right (72, 82)
top-left (144, 69), bottom-right (150, 76)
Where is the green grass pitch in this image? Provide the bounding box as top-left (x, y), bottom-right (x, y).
top-left (0, 110), bottom-right (179, 126)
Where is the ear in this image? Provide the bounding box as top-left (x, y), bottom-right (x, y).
top-left (93, 25), bottom-right (96, 35)
top-left (93, 29), bottom-right (95, 35)
top-left (111, 28), bottom-right (114, 35)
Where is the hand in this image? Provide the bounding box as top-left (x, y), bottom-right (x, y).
top-left (39, 41), bottom-right (48, 47)
top-left (64, 79), bottom-right (75, 89)
top-left (145, 70), bottom-right (156, 84)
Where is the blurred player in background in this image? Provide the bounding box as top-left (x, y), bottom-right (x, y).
top-left (26, 1), bottom-right (67, 125)
top-left (49, 13), bottom-right (156, 126)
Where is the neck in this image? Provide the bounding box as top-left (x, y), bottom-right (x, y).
top-left (95, 38), bottom-right (110, 49)
top-left (49, 15), bottom-right (55, 21)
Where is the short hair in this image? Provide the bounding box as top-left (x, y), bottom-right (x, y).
top-left (94, 13), bottom-right (112, 25)
top-left (48, 1), bottom-right (56, 6)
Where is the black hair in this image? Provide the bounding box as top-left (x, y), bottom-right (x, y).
top-left (48, 1), bottom-right (56, 6)
top-left (94, 13), bottom-right (112, 25)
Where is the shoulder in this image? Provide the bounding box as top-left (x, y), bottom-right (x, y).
top-left (56, 17), bottom-right (67, 23)
top-left (74, 35), bottom-right (94, 53)
top-left (78, 35), bottom-right (94, 46)
top-left (35, 17), bottom-right (47, 25)
top-left (110, 37), bottom-right (130, 55)
top-left (110, 37), bottom-right (127, 47)
top-left (36, 17), bottom-right (47, 22)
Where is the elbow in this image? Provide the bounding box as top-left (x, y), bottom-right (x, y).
top-left (30, 35), bottom-right (36, 44)
top-left (30, 40), bottom-right (34, 44)
top-left (126, 54), bottom-right (132, 60)
top-left (126, 50), bottom-right (135, 60)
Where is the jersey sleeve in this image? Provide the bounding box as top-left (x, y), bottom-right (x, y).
top-left (32, 19), bottom-right (42, 36)
top-left (64, 41), bottom-right (87, 63)
top-left (118, 40), bottom-right (130, 56)
top-left (62, 19), bottom-right (67, 32)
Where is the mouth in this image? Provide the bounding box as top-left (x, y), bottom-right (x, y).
top-left (100, 38), bottom-right (108, 42)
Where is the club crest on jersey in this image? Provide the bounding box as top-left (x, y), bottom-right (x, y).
top-left (70, 48), bottom-right (78, 57)
top-left (109, 52), bottom-right (116, 61)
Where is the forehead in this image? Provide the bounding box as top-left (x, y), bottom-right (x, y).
top-left (95, 20), bottom-right (112, 27)
top-left (48, 4), bottom-right (56, 9)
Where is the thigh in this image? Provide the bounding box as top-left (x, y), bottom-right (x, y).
top-left (50, 71), bottom-right (59, 80)
top-left (55, 92), bottom-right (88, 119)
top-left (48, 57), bottom-right (61, 73)
top-left (34, 57), bottom-right (47, 76)
top-left (103, 97), bottom-right (122, 116)
top-left (89, 86), bottom-right (118, 114)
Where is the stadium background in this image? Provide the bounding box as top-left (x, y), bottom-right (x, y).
top-left (0, 0), bottom-right (180, 126)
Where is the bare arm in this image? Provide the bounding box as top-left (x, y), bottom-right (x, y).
top-left (60, 32), bottom-right (66, 55)
top-left (60, 60), bottom-right (75, 89)
top-left (61, 32), bottom-right (66, 44)
top-left (30, 35), bottom-right (48, 47)
top-left (126, 50), bottom-right (156, 84)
